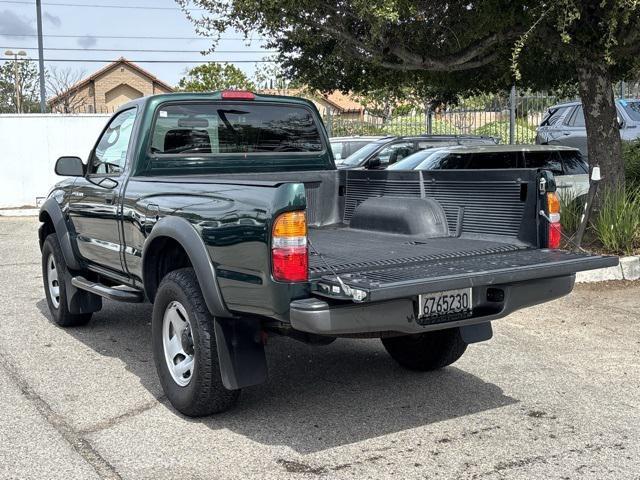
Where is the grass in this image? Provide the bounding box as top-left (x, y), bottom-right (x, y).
top-left (558, 190), bottom-right (584, 236)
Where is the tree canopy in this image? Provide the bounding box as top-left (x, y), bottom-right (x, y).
top-left (177, 62), bottom-right (256, 92)
top-left (0, 59), bottom-right (41, 113)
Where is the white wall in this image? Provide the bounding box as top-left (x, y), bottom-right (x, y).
top-left (0, 114), bottom-right (110, 208)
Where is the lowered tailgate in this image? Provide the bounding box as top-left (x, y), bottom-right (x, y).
top-left (312, 249), bottom-right (618, 303)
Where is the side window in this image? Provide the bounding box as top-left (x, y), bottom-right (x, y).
top-left (373, 142), bottom-right (414, 167)
top-left (540, 106), bottom-right (568, 127)
top-left (437, 153), bottom-right (468, 169)
top-left (523, 151), bottom-right (563, 175)
top-left (561, 151), bottom-right (589, 174)
top-left (90, 108), bottom-right (137, 175)
top-left (466, 152), bottom-right (520, 169)
top-left (566, 106), bottom-right (585, 127)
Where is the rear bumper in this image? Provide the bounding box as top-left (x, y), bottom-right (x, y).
top-left (290, 275), bottom-right (575, 335)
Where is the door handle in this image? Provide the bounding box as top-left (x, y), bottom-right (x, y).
top-left (562, 132), bottom-right (570, 136)
top-left (105, 193), bottom-right (116, 205)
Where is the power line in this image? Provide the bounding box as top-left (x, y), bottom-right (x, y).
top-left (1, 46), bottom-right (276, 53)
top-left (0, 33), bottom-right (265, 41)
top-left (0, 0), bottom-right (206, 10)
top-left (0, 57), bottom-right (275, 63)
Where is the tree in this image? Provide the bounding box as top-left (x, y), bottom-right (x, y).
top-left (0, 58), bottom-right (41, 113)
top-left (179, 0), bottom-right (640, 193)
top-left (177, 62), bottom-right (256, 92)
top-left (47, 67), bottom-right (86, 113)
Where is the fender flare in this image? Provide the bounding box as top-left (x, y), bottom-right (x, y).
top-left (39, 198), bottom-right (82, 271)
top-left (142, 216), bottom-right (231, 318)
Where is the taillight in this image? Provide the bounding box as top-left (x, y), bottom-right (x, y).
top-left (272, 211), bottom-right (308, 282)
top-left (221, 90), bottom-right (255, 100)
top-left (547, 192), bottom-right (561, 249)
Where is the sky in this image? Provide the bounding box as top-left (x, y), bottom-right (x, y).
top-left (0, 0), bottom-right (273, 87)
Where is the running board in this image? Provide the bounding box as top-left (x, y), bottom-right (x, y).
top-left (71, 276), bottom-right (144, 303)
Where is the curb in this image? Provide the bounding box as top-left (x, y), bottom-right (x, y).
top-left (0, 208), bottom-right (39, 217)
top-left (576, 255), bottom-right (640, 283)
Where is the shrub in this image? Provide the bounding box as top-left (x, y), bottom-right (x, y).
top-left (590, 187), bottom-right (640, 255)
top-left (473, 119), bottom-right (536, 144)
top-left (623, 139), bottom-right (640, 185)
top-left (558, 190), bottom-right (584, 236)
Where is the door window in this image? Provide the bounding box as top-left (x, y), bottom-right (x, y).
top-left (565, 106), bottom-right (585, 127)
top-left (90, 108), bottom-right (137, 175)
top-left (372, 142), bottom-right (414, 168)
top-left (540, 106), bottom-right (569, 127)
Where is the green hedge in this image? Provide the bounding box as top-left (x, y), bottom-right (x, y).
top-left (472, 120), bottom-right (537, 143)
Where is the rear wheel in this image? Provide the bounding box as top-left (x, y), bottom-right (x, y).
top-left (152, 268), bottom-right (240, 416)
top-left (41, 234), bottom-right (92, 327)
top-left (381, 327), bottom-right (467, 371)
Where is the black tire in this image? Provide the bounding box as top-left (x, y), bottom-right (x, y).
top-left (41, 234), bottom-right (92, 327)
top-left (152, 268), bottom-right (240, 416)
top-left (381, 327), bottom-right (467, 371)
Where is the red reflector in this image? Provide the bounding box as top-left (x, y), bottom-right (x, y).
top-left (221, 90), bottom-right (255, 100)
top-left (272, 246), bottom-right (308, 282)
top-left (549, 222), bottom-right (562, 249)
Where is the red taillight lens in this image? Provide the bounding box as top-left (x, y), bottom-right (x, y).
top-left (221, 90), bottom-right (255, 100)
top-left (272, 211), bottom-right (308, 282)
top-left (546, 192), bottom-right (561, 249)
top-left (548, 222), bottom-right (562, 249)
top-left (272, 247), bottom-right (308, 282)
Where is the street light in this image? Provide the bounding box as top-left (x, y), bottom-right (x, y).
top-left (5, 50), bottom-right (28, 113)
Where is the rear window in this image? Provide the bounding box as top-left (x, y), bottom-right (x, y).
top-left (523, 151), bottom-right (564, 175)
top-left (150, 103), bottom-right (323, 155)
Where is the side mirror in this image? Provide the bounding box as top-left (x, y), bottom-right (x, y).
top-left (617, 117), bottom-right (625, 129)
top-left (368, 157), bottom-right (381, 169)
top-left (55, 156), bottom-right (84, 176)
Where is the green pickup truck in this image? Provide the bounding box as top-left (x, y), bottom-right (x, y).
top-left (39, 91), bottom-right (617, 416)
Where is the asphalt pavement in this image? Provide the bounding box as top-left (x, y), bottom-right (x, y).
top-left (0, 216), bottom-right (638, 479)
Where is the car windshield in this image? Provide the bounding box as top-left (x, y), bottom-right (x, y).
top-left (340, 142), bottom-right (384, 167)
top-left (388, 149), bottom-right (441, 170)
top-left (620, 100), bottom-right (640, 122)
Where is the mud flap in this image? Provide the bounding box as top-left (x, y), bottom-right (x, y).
top-left (460, 322), bottom-right (493, 344)
top-left (214, 317), bottom-right (267, 390)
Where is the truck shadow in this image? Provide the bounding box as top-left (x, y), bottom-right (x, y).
top-left (38, 298), bottom-right (517, 454)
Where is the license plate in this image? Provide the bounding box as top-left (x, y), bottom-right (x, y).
top-left (418, 288), bottom-right (472, 325)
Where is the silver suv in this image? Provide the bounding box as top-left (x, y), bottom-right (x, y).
top-left (536, 99), bottom-right (640, 158)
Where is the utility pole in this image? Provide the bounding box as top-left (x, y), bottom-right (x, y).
top-left (36, 0), bottom-right (47, 112)
top-left (4, 50), bottom-right (27, 113)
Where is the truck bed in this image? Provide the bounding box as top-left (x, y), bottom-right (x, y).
top-left (308, 226), bottom-right (525, 278)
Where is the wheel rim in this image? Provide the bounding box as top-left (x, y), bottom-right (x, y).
top-left (162, 301), bottom-right (195, 387)
top-left (47, 253), bottom-right (60, 309)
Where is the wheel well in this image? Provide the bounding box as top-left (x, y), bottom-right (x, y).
top-left (39, 211), bottom-right (55, 249)
top-left (143, 237), bottom-right (193, 302)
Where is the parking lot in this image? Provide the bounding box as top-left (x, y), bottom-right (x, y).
top-left (0, 215), bottom-right (638, 479)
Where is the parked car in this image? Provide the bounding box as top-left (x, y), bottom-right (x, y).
top-left (536, 99), bottom-right (640, 157)
top-left (39, 91), bottom-right (615, 416)
top-left (389, 144), bottom-right (589, 202)
top-left (337, 134), bottom-right (499, 170)
top-left (330, 135), bottom-right (386, 162)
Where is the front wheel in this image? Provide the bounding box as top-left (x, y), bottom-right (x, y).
top-left (41, 234), bottom-right (92, 327)
top-left (381, 327), bottom-right (467, 371)
top-left (152, 268), bottom-right (240, 416)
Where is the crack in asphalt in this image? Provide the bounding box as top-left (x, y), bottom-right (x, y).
top-left (79, 398), bottom-right (166, 436)
top-left (0, 350), bottom-right (122, 480)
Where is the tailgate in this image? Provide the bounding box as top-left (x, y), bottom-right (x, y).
top-left (312, 249), bottom-right (618, 303)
